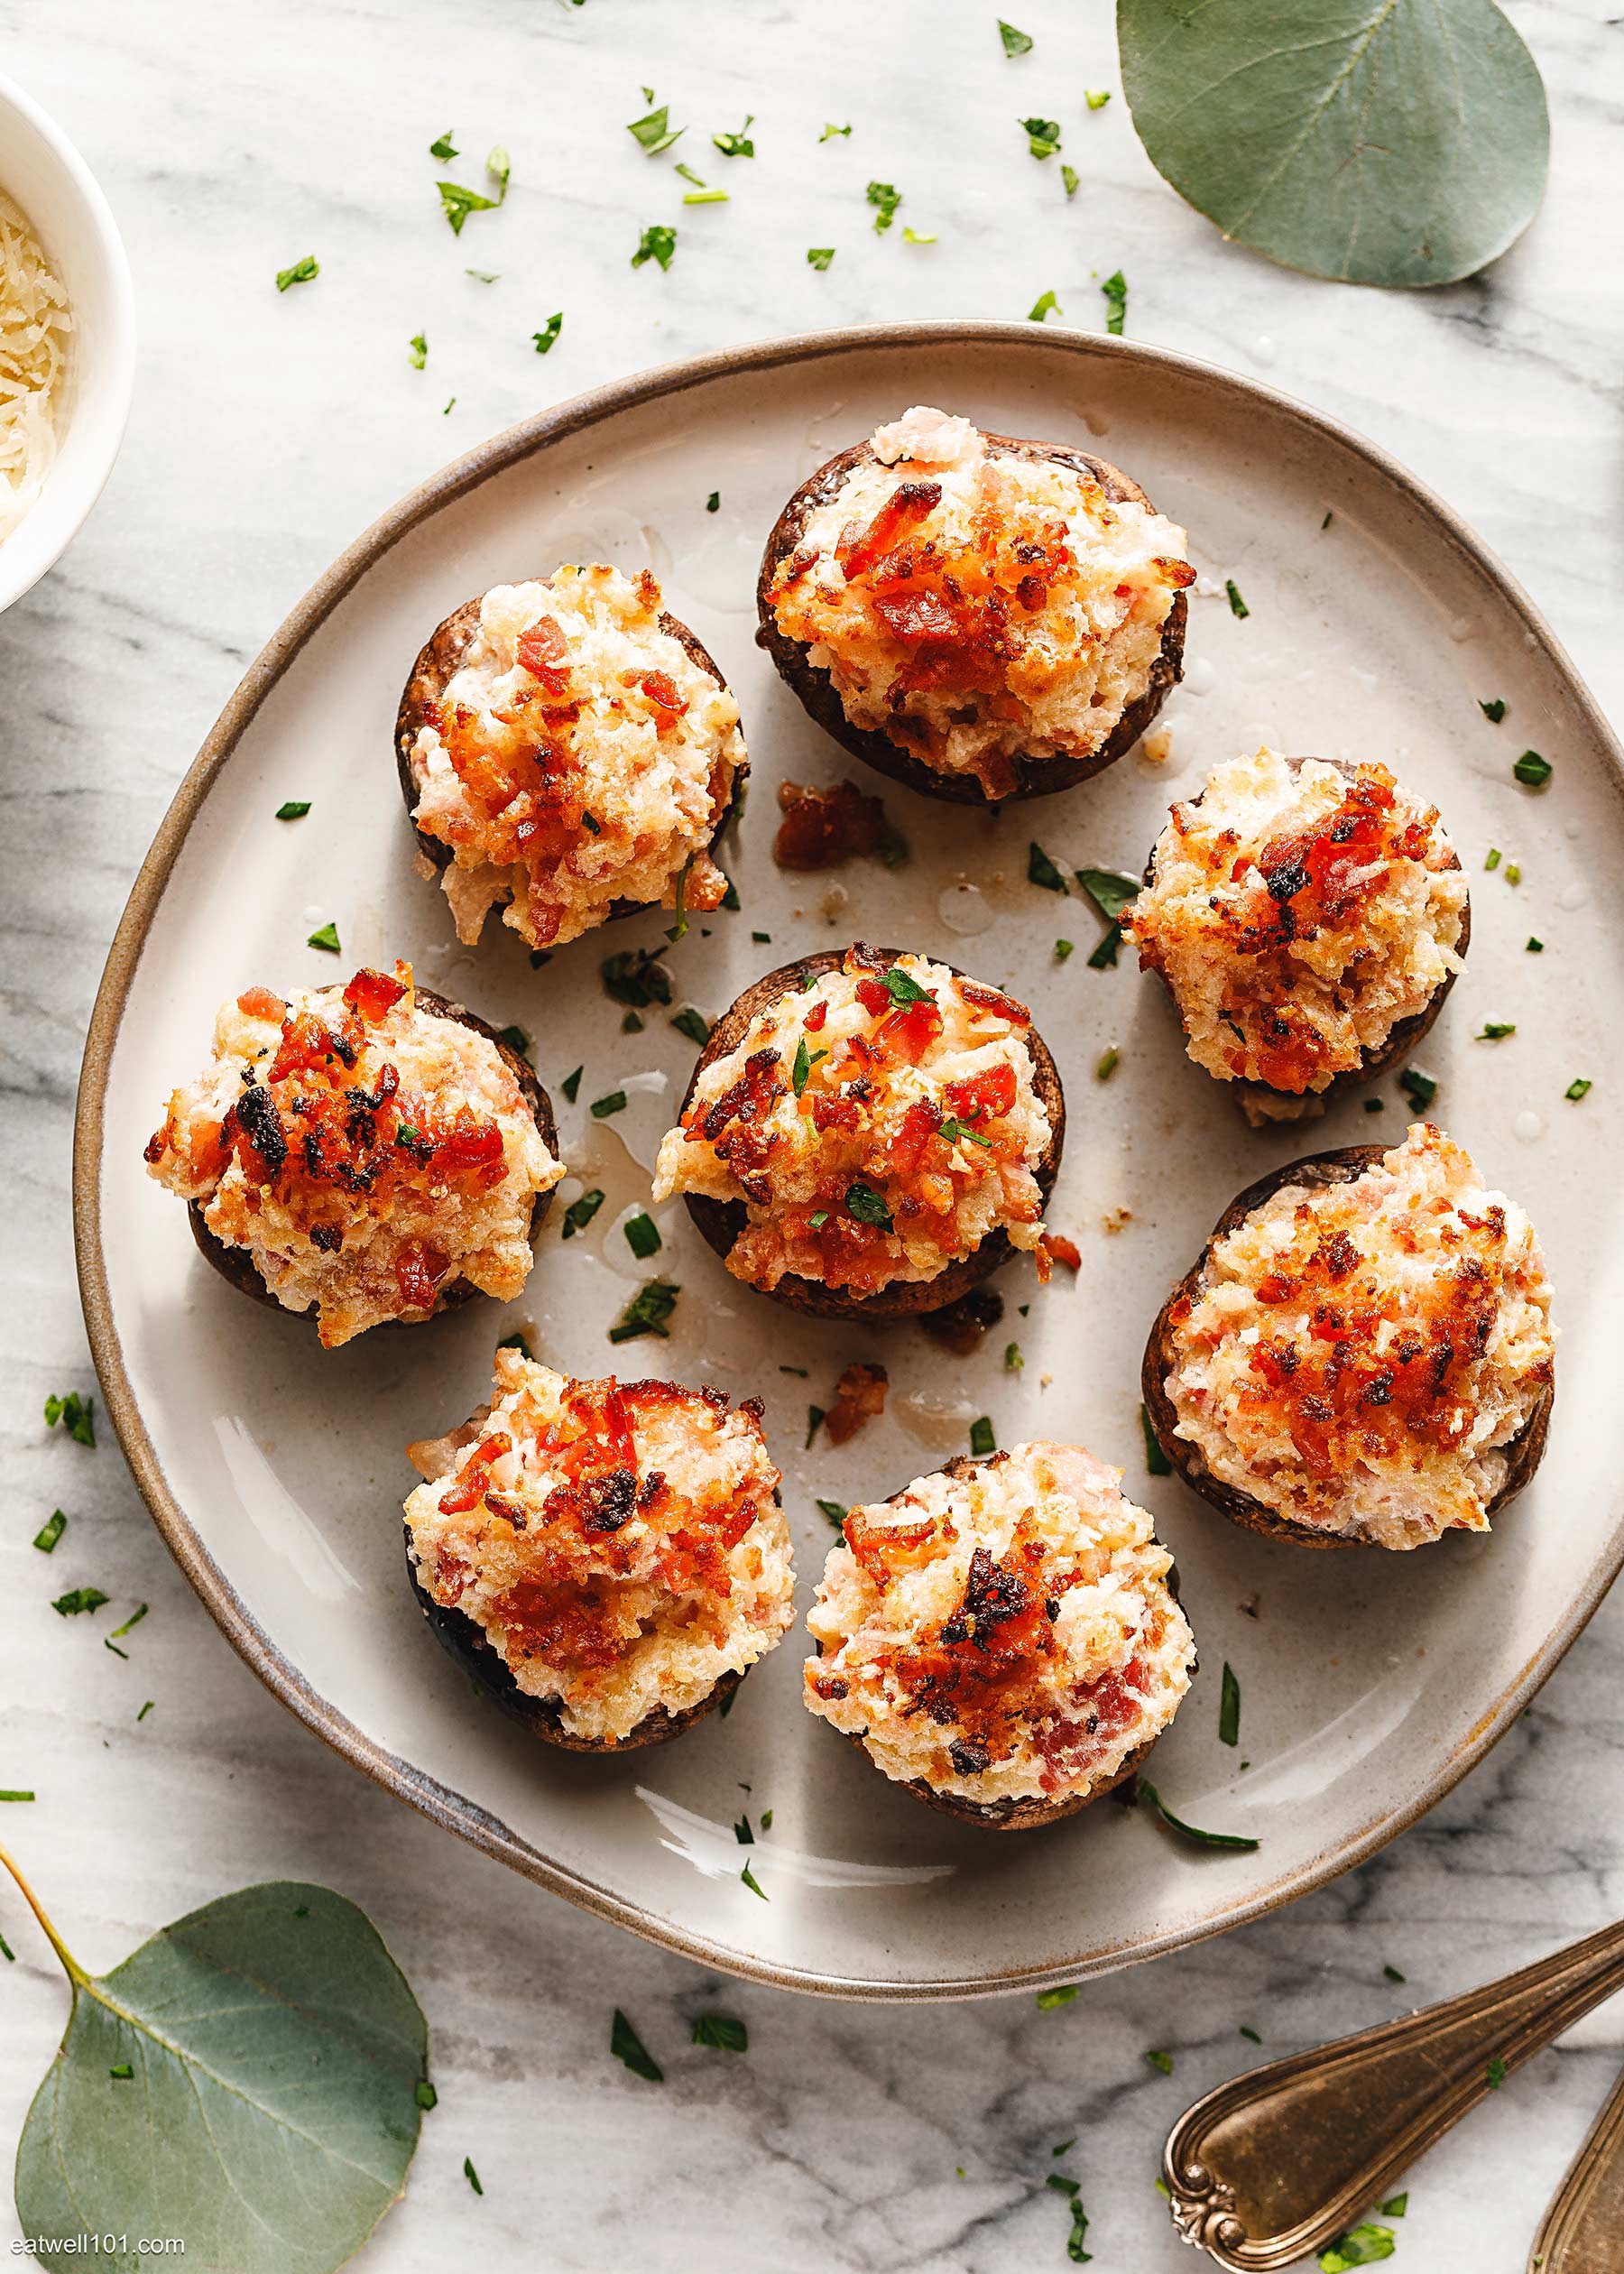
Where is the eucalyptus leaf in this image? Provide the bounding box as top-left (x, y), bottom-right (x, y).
top-left (12, 1874), bottom-right (426, 2272)
top-left (1117, 0), bottom-right (1549, 288)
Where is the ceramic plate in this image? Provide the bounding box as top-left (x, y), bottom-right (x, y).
top-left (76, 324), bottom-right (1624, 1998)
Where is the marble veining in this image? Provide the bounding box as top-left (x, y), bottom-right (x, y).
top-left (2, 1), bottom-right (1621, 2266)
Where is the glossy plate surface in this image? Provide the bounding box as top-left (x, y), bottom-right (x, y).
top-left (76, 324), bottom-right (1624, 1997)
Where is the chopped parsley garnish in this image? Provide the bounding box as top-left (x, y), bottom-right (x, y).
top-left (109, 2064), bottom-right (134, 2081)
top-left (1145, 2048), bottom-right (1173, 2074)
top-left (1364, 1098), bottom-right (1385, 1112)
top-left (52, 1587), bottom-right (110, 1617)
top-left (670, 1007), bottom-right (711, 1046)
top-left (1504, 861), bottom-right (1522, 885)
top-left (666, 855), bottom-right (694, 944)
top-left (878, 821), bottom-right (911, 868)
top-left (807, 1210), bottom-right (829, 1230)
top-left (1095, 1047), bottom-right (1120, 1081)
top-left (274, 800), bottom-right (311, 820)
top-left (602, 948), bottom-right (671, 1006)
top-left (1318, 2223), bottom-right (1395, 2269)
top-left (902, 226), bottom-right (937, 245)
top-left (463, 2156), bottom-right (484, 2197)
top-left (1020, 116), bottom-right (1062, 160)
top-left (0, 1791), bottom-right (35, 1803)
top-left (1484, 847), bottom-right (1501, 870)
top-left (497, 1331), bottom-right (533, 1358)
top-left (1476, 1022), bottom-right (1516, 1040)
top-left (581, 809), bottom-right (601, 835)
top-left (1055, 938), bottom-right (1075, 961)
top-left (1383, 1964), bottom-right (1407, 1983)
top-left (415, 2080), bottom-right (438, 2111)
top-left (866, 180), bottom-right (902, 233)
top-left (1004, 1342), bottom-right (1023, 1372)
top-left (1141, 1402), bottom-right (1171, 1475)
top-left (1219, 1661), bottom-right (1241, 1747)
top-left (844, 1181), bottom-right (893, 1229)
top-left (676, 163), bottom-right (707, 188)
top-left (437, 181), bottom-right (498, 235)
top-left (1036, 1983), bottom-right (1078, 2010)
top-left (692, 2013), bottom-right (748, 2051)
top-left (734, 1813), bottom-right (753, 1844)
top-left (561, 1189), bottom-right (605, 1239)
top-left (1513, 748), bottom-right (1552, 788)
top-left (938, 1114), bottom-right (992, 1148)
top-left (589, 1091), bottom-right (627, 1119)
top-left (497, 1024), bottom-right (530, 1057)
top-left (881, 965), bottom-right (931, 1004)
top-left (621, 1012), bottom-right (643, 1034)
top-left (532, 312), bottom-right (564, 355)
top-left (408, 332), bottom-right (428, 371)
top-left (780, 1364), bottom-right (807, 1377)
top-left (429, 131), bottom-right (458, 162)
top-left (560, 1066), bottom-right (584, 1104)
top-left (792, 1037), bottom-right (829, 1095)
top-left (275, 256), bottom-right (319, 291)
top-left (466, 268), bottom-right (499, 282)
top-left (1224, 578), bottom-right (1250, 618)
top-left (486, 146), bottom-right (510, 199)
top-left (706, 490), bottom-right (720, 512)
top-left (0, 1932), bottom-right (13, 1959)
top-left (443, 397), bottom-right (456, 415)
top-left (1075, 865), bottom-right (1140, 967)
top-left (44, 1391), bottom-right (96, 1447)
top-left (1137, 1778), bottom-right (1260, 1852)
top-left (998, 18), bottom-right (1034, 55)
top-left (608, 1280), bottom-right (679, 1343)
top-left (1085, 88), bottom-right (1112, 109)
top-left (623, 1211), bottom-right (661, 1261)
top-left (1028, 289), bottom-right (1061, 323)
top-left (712, 116), bottom-right (754, 157)
top-left (740, 1862), bottom-right (768, 1900)
top-left (1378, 2195), bottom-right (1407, 2218)
top-left (32, 1510), bottom-right (67, 1553)
top-left (1028, 841), bottom-right (1069, 892)
top-left (609, 2019), bottom-right (660, 2083)
top-left (1048, 2174), bottom-right (1091, 2262)
top-left (807, 246), bottom-right (836, 270)
top-left (683, 187), bottom-right (729, 205)
top-left (806, 1405), bottom-right (825, 1448)
top-left (816, 1499), bottom-right (846, 1531)
top-left (136, 1701), bottom-right (153, 1722)
top-left (721, 876), bottom-right (742, 909)
top-left (307, 921), bottom-right (341, 954)
top-left (110, 1604), bottom-right (148, 1639)
top-left (969, 1415), bottom-right (995, 1457)
top-left (628, 105), bottom-right (684, 154)
top-left (1398, 1066), bottom-right (1437, 1113)
top-left (820, 123), bottom-right (852, 141)
top-left (1240, 2026), bottom-right (1261, 2044)
top-left (1480, 697), bottom-right (1507, 723)
top-left (752, 929), bottom-right (770, 942)
top-left (632, 223), bottom-right (678, 271)
top-left (1565, 1077), bottom-right (1592, 1102)
top-left (1101, 268), bottom-right (1127, 335)
top-left (760, 1809), bottom-right (772, 1829)
top-left (1527, 937), bottom-right (1544, 952)
top-left (1062, 162), bottom-right (1080, 198)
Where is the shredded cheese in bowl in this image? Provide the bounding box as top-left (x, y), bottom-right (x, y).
top-left (0, 188), bottom-right (72, 545)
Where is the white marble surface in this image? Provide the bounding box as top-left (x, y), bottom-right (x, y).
top-left (3, 2), bottom-right (1622, 2266)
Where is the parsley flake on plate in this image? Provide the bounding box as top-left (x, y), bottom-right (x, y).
top-left (561, 1189), bottom-right (605, 1239)
top-left (1513, 749), bottom-right (1552, 788)
top-left (1398, 1066), bottom-right (1437, 1112)
top-left (628, 105), bottom-right (684, 155)
top-left (712, 116), bottom-right (754, 157)
top-left (1480, 697), bottom-right (1507, 723)
top-left (1035, 1983), bottom-right (1078, 2009)
top-left (1020, 116), bottom-right (1061, 160)
top-left (1055, 938), bottom-right (1075, 961)
top-left (32, 1510), bottom-right (67, 1554)
top-left (1085, 88), bottom-right (1112, 109)
top-left (610, 2007), bottom-right (663, 2082)
top-left (44, 1391), bottom-right (95, 1447)
top-left (1095, 1047), bottom-right (1120, 1081)
top-left (560, 1066), bottom-right (584, 1104)
top-left (531, 312), bottom-right (563, 355)
top-left (816, 1499), bottom-right (846, 1532)
top-left (1476, 1022), bottom-right (1516, 1040)
top-left (866, 180), bottom-right (902, 233)
top-left (1062, 163), bottom-right (1080, 198)
top-left (1028, 841), bottom-right (1069, 892)
top-left (820, 123), bottom-right (851, 141)
top-left (740, 1862), bottom-right (768, 1900)
top-left (692, 2014), bottom-right (748, 2051)
top-left (706, 490), bottom-right (720, 511)
top-left (1318, 2223), bottom-right (1395, 2270)
top-left (437, 181), bottom-right (498, 235)
top-left (1565, 1077), bottom-right (1592, 1102)
top-left (408, 332), bottom-right (427, 370)
top-left (429, 131), bottom-right (458, 162)
top-left (806, 247), bottom-right (835, 273)
top-left (275, 256), bottom-right (318, 291)
top-left (609, 1280), bottom-right (679, 1344)
top-left (274, 800), bottom-right (310, 820)
top-left (1137, 1778), bottom-right (1260, 1852)
top-left (1004, 1342), bottom-right (1023, 1372)
top-left (969, 1415), bottom-right (995, 1456)
top-left (1145, 2048), bottom-right (1173, 2074)
top-left (307, 921), bottom-right (341, 954)
top-left (623, 1212), bottom-right (661, 1261)
top-left (1029, 289), bottom-right (1061, 323)
top-left (1225, 578), bottom-right (1250, 618)
top-left (806, 1404), bottom-right (825, 1447)
top-left (670, 1007), bottom-right (711, 1046)
top-left (902, 226), bottom-right (937, 245)
top-left (1101, 268), bottom-right (1127, 335)
top-left (632, 223), bottom-right (678, 271)
top-left (998, 18), bottom-right (1034, 55)
top-left (52, 1587), bottom-right (110, 1617)
top-left (1219, 1661), bottom-right (1241, 1746)
top-left (602, 948), bottom-right (671, 1006)
top-left (590, 1091), bottom-right (627, 1119)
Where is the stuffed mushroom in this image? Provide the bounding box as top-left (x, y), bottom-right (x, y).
top-left (651, 943), bottom-right (1066, 1318)
top-left (757, 405), bottom-right (1191, 805)
top-left (1123, 749), bottom-right (1468, 1123)
top-left (403, 1350), bottom-right (795, 1748)
top-left (803, 1442), bottom-right (1196, 1828)
top-left (143, 961), bottom-right (562, 1346)
top-left (1142, 1124), bottom-right (1555, 1550)
top-left (397, 564), bottom-right (746, 950)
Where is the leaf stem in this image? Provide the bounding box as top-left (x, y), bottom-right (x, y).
top-left (0, 1838), bottom-right (89, 1987)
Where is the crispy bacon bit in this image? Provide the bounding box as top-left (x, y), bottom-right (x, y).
top-left (888, 1096), bottom-right (944, 1179)
top-left (953, 976), bottom-right (1031, 1027)
top-left (343, 966), bottom-right (408, 1023)
top-left (236, 985), bottom-right (287, 1022)
top-left (919, 1286), bottom-right (1004, 1355)
top-left (395, 1241), bottom-right (451, 1313)
top-left (772, 778), bottom-right (895, 871)
top-left (515, 613), bottom-right (572, 692)
top-left (946, 1060), bottom-right (1017, 1125)
top-left (835, 478), bottom-right (942, 578)
top-left (825, 1361), bottom-right (890, 1446)
top-left (876, 999), bottom-right (944, 1065)
top-left (1044, 1233), bottom-right (1082, 1274)
top-left (624, 667), bottom-right (689, 730)
top-left (941, 1546), bottom-right (1031, 1646)
top-left (804, 997), bottom-right (828, 1033)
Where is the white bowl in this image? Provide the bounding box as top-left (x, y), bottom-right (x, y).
top-left (0, 70), bottom-right (134, 613)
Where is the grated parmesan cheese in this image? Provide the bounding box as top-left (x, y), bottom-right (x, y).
top-left (0, 190), bottom-right (73, 543)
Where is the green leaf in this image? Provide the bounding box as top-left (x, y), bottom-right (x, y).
top-left (844, 1181), bottom-right (893, 1229)
top-left (1378, 2194), bottom-right (1407, 2218)
top-left (1036, 1983), bottom-right (1078, 2010)
top-left (608, 1280), bottom-right (679, 1344)
top-left (44, 1391), bottom-right (96, 1447)
top-left (816, 1499), bottom-right (847, 1532)
top-left (1145, 2048), bottom-right (1173, 2073)
top-left (1118, 0), bottom-right (1549, 289)
top-left (611, 2007), bottom-right (663, 2082)
top-left (275, 256), bottom-right (318, 292)
top-left (1020, 116), bottom-right (1063, 160)
top-left (1480, 697), bottom-right (1507, 723)
top-left (712, 116), bottom-right (754, 157)
top-left (969, 1416), bottom-right (995, 1457)
top-left (33, 1510), bottom-right (67, 1554)
top-left (601, 948), bottom-right (671, 1007)
top-left (1319, 2223), bottom-right (1396, 2270)
top-left (1565, 1077), bottom-right (1592, 1103)
top-left (1029, 289), bottom-right (1062, 323)
top-left (792, 1037), bottom-right (828, 1095)
top-left (671, 1007), bottom-right (711, 1046)
top-left (1398, 1065), bottom-right (1437, 1113)
top-left (561, 1189), bottom-right (604, 1240)
top-left (408, 332), bottom-right (427, 371)
top-left (436, 180), bottom-right (498, 235)
top-left (590, 1091), bottom-right (626, 1119)
top-left (999, 18), bottom-right (1034, 54)
top-left (429, 132), bottom-right (457, 162)
top-left (740, 1863), bottom-right (768, 1900)
top-left (1138, 1778), bottom-right (1260, 1852)
top-left (307, 920), bottom-right (341, 954)
top-left (692, 2013), bottom-right (749, 2051)
top-left (1075, 867), bottom-right (1140, 923)
top-left (497, 1024), bottom-right (529, 1057)
top-left (274, 800), bottom-right (311, 821)
top-left (866, 180), bottom-right (902, 232)
top-left (560, 1066), bottom-right (583, 1104)
top-left (1514, 748), bottom-right (1552, 788)
top-left (806, 1405), bottom-right (825, 1449)
top-left (1225, 577), bottom-right (1250, 619)
top-left (1101, 268), bottom-right (1127, 334)
top-left (623, 1211), bottom-right (661, 1261)
top-left (1219, 1660), bottom-right (1241, 1745)
top-left (820, 123), bottom-right (851, 141)
top-left (14, 1879), bottom-right (425, 2271)
top-left (628, 106), bottom-right (684, 154)
top-left (531, 312), bottom-right (563, 356)
top-left (1028, 841), bottom-right (1069, 892)
top-left (463, 2155), bottom-right (483, 2195)
top-left (632, 223), bottom-right (678, 270)
top-left (1062, 163), bottom-right (1080, 198)
top-left (52, 1588), bottom-right (109, 1618)
top-left (807, 246), bottom-right (836, 270)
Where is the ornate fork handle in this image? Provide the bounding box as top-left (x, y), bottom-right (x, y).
top-left (1162, 1915), bottom-right (1624, 2269)
top-left (1529, 2057), bottom-right (1624, 2274)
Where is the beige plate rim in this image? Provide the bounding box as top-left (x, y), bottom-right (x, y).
top-left (70, 319), bottom-right (1624, 2001)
